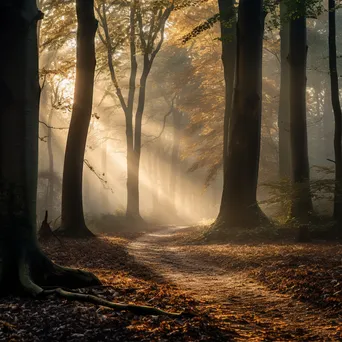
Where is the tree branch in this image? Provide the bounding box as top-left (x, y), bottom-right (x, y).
top-left (99, 1), bottom-right (128, 114)
top-left (39, 120), bottom-right (69, 130)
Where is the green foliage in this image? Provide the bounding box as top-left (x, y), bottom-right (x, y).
top-left (283, 0), bottom-right (324, 20)
top-left (260, 166), bottom-right (335, 224)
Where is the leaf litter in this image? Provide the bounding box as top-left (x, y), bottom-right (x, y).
top-left (0, 228), bottom-right (341, 341)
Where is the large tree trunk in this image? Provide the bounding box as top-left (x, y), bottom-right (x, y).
top-left (216, 0), bottom-right (236, 218)
top-left (214, 0), bottom-right (266, 230)
top-left (288, 9), bottom-right (313, 223)
top-left (0, 0), bottom-right (99, 295)
top-left (61, 0), bottom-right (98, 237)
top-left (278, 2), bottom-right (291, 178)
top-left (219, 0), bottom-right (236, 174)
top-left (328, 0), bottom-right (342, 229)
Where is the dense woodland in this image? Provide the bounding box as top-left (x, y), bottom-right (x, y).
top-left (1, 0), bottom-right (342, 340)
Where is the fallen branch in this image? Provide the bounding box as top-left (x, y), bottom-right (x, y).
top-left (42, 287), bottom-right (193, 317)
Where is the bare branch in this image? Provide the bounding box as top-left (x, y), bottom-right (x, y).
top-left (142, 96), bottom-right (176, 147)
top-left (84, 159), bottom-right (114, 193)
top-left (99, 1), bottom-right (128, 114)
top-left (126, 0), bottom-right (138, 115)
top-left (39, 120), bottom-right (69, 130)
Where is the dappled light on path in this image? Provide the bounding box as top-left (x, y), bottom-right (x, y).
top-left (129, 226), bottom-right (342, 341)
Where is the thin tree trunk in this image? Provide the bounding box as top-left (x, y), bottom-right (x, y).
top-left (328, 0), bottom-right (342, 228)
top-left (46, 109), bottom-right (54, 215)
top-left (125, 1), bottom-right (139, 220)
top-left (61, 0), bottom-right (98, 237)
top-left (151, 146), bottom-right (161, 219)
top-left (0, 1), bottom-right (99, 295)
top-left (278, 2), bottom-right (291, 178)
top-left (126, 69), bottom-right (149, 220)
top-left (288, 9), bottom-right (313, 223)
top-left (128, 66), bottom-right (153, 221)
top-left (323, 84), bottom-right (334, 161)
top-left (101, 139), bottom-right (109, 213)
top-left (214, 0), bottom-right (266, 230)
top-left (169, 107), bottom-right (182, 214)
top-left (97, 0), bottom-right (171, 223)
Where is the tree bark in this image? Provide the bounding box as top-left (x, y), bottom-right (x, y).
top-left (61, 0), bottom-right (98, 237)
top-left (219, 0), bottom-right (236, 175)
top-left (323, 84), bottom-right (334, 161)
top-left (213, 0), bottom-right (266, 230)
top-left (125, 1), bottom-right (140, 220)
top-left (288, 9), bottom-right (313, 223)
top-left (101, 139), bottom-right (109, 213)
top-left (126, 70), bottom-right (149, 220)
top-left (216, 0), bottom-right (236, 219)
top-left (46, 108), bottom-right (55, 216)
top-left (328, 0), bottom-right (342, 228)
top-left (278, 2), bottom-right (291, 178)
top-left (0, 0), bottom-right (99, 295)
top-left (169, 106), bottom-right (182, 214)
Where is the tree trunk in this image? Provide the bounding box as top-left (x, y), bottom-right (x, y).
top-left (214, 0), bottom-right (266, 230)
top-left (124, 1), bottom-right (140, 220)
top-left (0, 0), bottom-right (99, 295)
top-left (126, 66), bottom-right (150, 222)
top-left (126, 143), bottom-right (140, 219)
top-left (97, 1), bottom-right (171, 223)
top-left (101, 139), bottom-right (109, 213)
top-left (328, 0), bottom-right (342, 229)
top-left (151, 149), bottom-right (160, 219)
top-left (169, 107), bottom-right (182, 215)
top-left (217, 0), bottom-right (236, 216)
top-left (61, 0), bottom-right (98, 237)
top-left (323, 84), bottom-right (334, 161)
top-left (46, 108), bottom-right (55, 216)
top-left (278, 2), bottom-right (291, 178)
top-left (288, 9), bottom-right (313, 223)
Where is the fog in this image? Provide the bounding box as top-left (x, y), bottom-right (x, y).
top-left (36, 1), bottom-right (338, 230)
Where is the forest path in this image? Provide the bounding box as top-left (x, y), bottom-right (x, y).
top-left (128, 226), bottom-right (340, 341)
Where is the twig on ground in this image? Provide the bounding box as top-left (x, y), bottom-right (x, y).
top-left (42, 288), bottom-right (194, 318)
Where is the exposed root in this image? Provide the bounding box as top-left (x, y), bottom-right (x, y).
top-left (205, 206), bottom-right (271, 242)
top-left (55, 222), bottom-right (95, 238)
top-left (0, 247), bottom-right (100, 296)
top-left (0, 246), bottom-right (188, 318)
top-left (39, 262), bottom-right (101, 290)
top-left (41, 287), bottom-right (193, 317)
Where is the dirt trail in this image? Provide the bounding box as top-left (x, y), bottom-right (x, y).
top-left (129, 226), bottom-right (341, 341)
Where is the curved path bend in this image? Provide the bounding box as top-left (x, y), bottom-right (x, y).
top-left (129, 226), bottom-right (341, 341)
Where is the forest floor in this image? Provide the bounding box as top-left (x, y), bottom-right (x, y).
top-left (129, 226), bottom-right (342, 341)
top-left (0, 226), bottom-right (341, 341)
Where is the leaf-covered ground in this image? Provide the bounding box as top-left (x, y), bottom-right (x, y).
top-left (1, 228), bottom-right (342, 341)
top-left (0, 234), bottom-right (234, 341)
top-left (129, 227), bottom-right (342, 341)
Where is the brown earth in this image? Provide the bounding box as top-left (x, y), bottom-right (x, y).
top-left (129, 226), bottom-right (342, 341)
